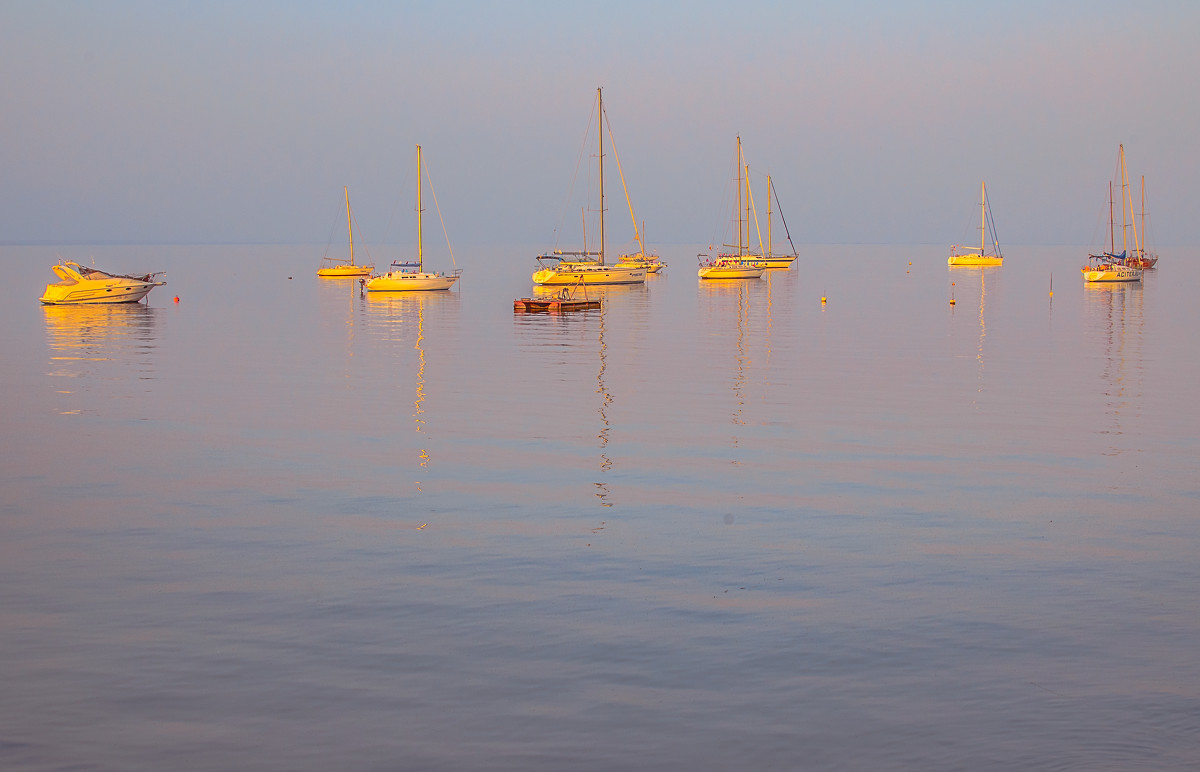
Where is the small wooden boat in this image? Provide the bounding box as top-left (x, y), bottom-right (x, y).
top-left (514, 285), bottom-right (601, 313)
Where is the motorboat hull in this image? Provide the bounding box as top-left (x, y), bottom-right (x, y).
top-left (40, 262), bottom-right (165, 305)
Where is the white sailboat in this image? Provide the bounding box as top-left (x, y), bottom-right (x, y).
top-left (698, 136), bottom-right (764, 280)
top-left (317, 187), bottom-right (374, 277)
top-left (948, 181), bottom-right (1003, 267)
top-left (1082, 145), bottom-right (1142, 283)
top-left (533, 88), bottom-right (647, 286)
top-left (366, 145), bottom-right (462, 293)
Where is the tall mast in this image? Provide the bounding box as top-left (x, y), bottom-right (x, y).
top-left (767, 175), bottom-right (773, 257)
top-left (1140, 175), bottom-right (1146, 255)
top-left (1119, 144), bottom-right (1128, 254)
top-left (1108, 181), bottom-right (1115, 255)
top-left (416, 144), bottom-right (424, 270)
top-left (745, 162), bottom-right (752, 256)
top-left (597, 87), bottom-right (606, 265)
top-left (1126, 150), bottom-right (1139, 257)
top-left (979, 181), bottom-right (986, 255)
top-left (345, 186), bottom-right (354, 266)
top-left (736, 136), bottom-right (743, 256)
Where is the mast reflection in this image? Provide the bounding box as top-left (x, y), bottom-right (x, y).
top-left (1084, 281), bottom-right (1144, 457)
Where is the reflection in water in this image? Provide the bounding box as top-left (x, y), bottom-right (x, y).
top-left (976, 269), bottom-right (989, 399)
top-left (363, 291), bottom-right (458, 490)
top-left (512, 285), bottom-right (633, 507)
top-left (699, 280), bottom-right (765, 452)
top-left (595, 299), bottom-right (612, 506)
top-left (1084, 281), bottom-right (1145, 456)
top-left (43, 304), bottom-right (163, 413)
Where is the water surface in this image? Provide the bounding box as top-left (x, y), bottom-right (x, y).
top-left (2, 244), bottom-right (1198, 770)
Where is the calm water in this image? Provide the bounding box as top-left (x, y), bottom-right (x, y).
top-left (2, 244), bottom-right (1198, 770)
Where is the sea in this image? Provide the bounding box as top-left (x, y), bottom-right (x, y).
top-left (2, 243), bottom-right (1198, 771)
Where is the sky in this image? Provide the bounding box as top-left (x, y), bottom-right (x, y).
top-left (2, 0), bottom-right (1197, 247)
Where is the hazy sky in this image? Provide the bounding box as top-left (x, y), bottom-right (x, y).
top-left (2, 0), bottom-right (1197, 247)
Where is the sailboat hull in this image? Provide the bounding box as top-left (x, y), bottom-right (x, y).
top-left (745, 255), bottom-right (797, 269)
top-left (1082, 265), bottom-right (1142, 282)
top-left (366, 272), bottom-right (459, 291)
top-left (317, 263), bottom-right (373, 277)
top-left (948, 255), bottom-right (1003, 267)
top-left (698, 261), bottom-right (764, 279)
top-left (532, 263), bottom-right (646, 285)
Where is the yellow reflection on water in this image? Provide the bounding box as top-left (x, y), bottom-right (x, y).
top-left (42, 304), bottom-right (161, 383)
top-left (362, 290), bottom-right (459, 491)
top-left (1083, 281), bottom-right (1145, 457)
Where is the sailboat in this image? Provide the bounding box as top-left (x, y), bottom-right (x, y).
top-left (948, 181), bottom-right (1003, 266)
top-left (532, 89), bottom-right (647, 286)
top-left (618, 222), bottom-right (666, 273)
top-left (1082, 145), bottom-right (1142, 283)
top-left (745, 175), bottom-right (798, 269)
top-left (365, 145), bottom-right (462, 292)
top-left (1128, 175), bottom-right (1159, 269)
top-left (317, 187), bottom-right (374, 277)
top-left (698, 135), bottom-right (764, 280)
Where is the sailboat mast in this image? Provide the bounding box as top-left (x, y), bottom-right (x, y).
top-left (1119, 144), bottom-right (1129, 254)
top-left (345, 186), bottom-right (354, 266)
top-left (736, 136), bottom-right (743, 256)
top-left (1125, 150), bottom-right (1139, 257)
top-left (979, 181), bottom-right (986, 255)
top-left (597, 87), bottom-right (606, 265)
top-left (739, 163), bottom-right (748, 256)
top-left (416, 144), bottom-right (424, 270)
top-left (1140, 175), bottom-right (1146, 255)
top-left (767, 175), bottom-right (773, 257)
top-left (1108, 181), bottom-right (1115, 255)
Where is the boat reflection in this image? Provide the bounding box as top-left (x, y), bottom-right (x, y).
top-left (698, 279), bottom-right (769, 446)
top-left (1084, 281), bottom-right (1144, 457)
top-left (512, 284), bottom-right (633, 507)
top-left (362, 290), bottom-right (459, 491)
top-left (43, 303), bottom-right (162, 373)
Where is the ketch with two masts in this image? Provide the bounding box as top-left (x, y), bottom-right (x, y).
top-left (1082, 145), bottom-right (1143, 283)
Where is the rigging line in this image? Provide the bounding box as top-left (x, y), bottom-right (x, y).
top-left (601, 108), bottom-right (640, 250)
top-left (984, 188), bottom-right (1002, 255)
top-left (552, 96), bottom-right (598, 249)
top-left (347, 198), bottom-right (374, 264)
top-left (771, 183), bottom-right (798, 255)
top-left (379, 154), bottom-right (416, 247)
top-left (421, 155), bottom-right (456, 268)
top-left (745, 168), bottom-right (765, 254)
top-left (321, 203), bottom-right (341, 260)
